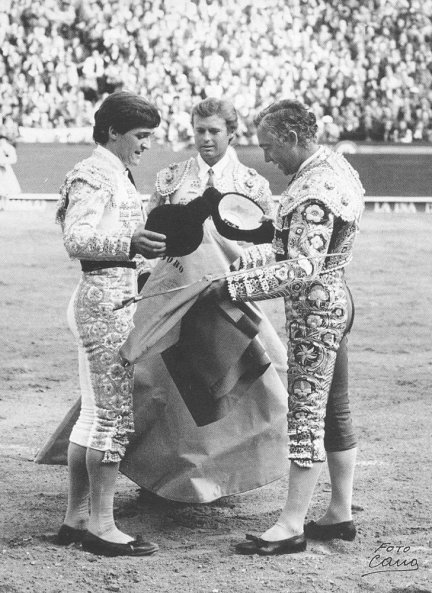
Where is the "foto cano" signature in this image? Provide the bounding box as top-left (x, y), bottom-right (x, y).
top-left (362, 542), bottom-right (419, 577)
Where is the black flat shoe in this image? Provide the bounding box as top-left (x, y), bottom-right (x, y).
top-left (56, 524), bottom-right (87, 545)
top-left (304, 520), bottom-right (356, 541)
top-left (81, 532), bottom-right (159, 557)
top-left (235, 533), bottom-right (306, 556)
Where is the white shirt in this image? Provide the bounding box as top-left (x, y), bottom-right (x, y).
top-left (196, 146), bottom-right (237, 190)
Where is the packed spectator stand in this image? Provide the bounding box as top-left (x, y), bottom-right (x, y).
top-left (1, 0), bottom-right (432, 146)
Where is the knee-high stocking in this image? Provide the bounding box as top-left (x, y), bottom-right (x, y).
top-left (86, 448), bottom-right (133, 544)
top-left (318, 447), bottom-right (357, 524)
top-left (63, 442), bottom-right (90, 529)
top-left (261, 461), bottom-right (324, 541)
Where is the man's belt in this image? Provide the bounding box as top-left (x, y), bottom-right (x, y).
top-left (80, 260), bottom-right (137, 272)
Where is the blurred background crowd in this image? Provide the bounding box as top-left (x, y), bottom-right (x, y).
top-left (1, 0), bottom-right (432, 146)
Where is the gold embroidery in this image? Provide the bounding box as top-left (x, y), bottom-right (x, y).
top-left (74, 271), bottom-right (136, 462)
top-left (226, 154), bottom-right (362, 466)
top-left (60, 149), bottom-right (144, 461)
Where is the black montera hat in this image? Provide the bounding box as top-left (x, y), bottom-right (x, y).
top-left (145, 187), bottom-right (221, 256)
top-left (145, 188), bottom-right (274, 257)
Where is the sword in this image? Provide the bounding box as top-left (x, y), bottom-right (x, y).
top-left (113, 251), bottom-right (348, 311)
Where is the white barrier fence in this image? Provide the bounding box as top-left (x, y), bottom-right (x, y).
top-left (2, 194), bottom-right (432, 213)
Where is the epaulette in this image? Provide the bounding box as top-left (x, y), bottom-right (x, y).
top-left (61, 160), bottom-right (115, 195)
top-left (56, 159), bottom-right (115, 227)
top-left (280, 149), bottom-right (364, 223)
top-left (233, 165), bottom-right (267, 203)
top-left (155, 158), bottom-right (194, 197)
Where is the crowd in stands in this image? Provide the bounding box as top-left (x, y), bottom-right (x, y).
top-left (1, 0), bottom-right (432, 145)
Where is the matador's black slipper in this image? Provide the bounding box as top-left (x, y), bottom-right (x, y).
top-left (235, 533), bottom-right (307, 555)
top-left (81, 532), bottom-right (159, 557)
top-left (56, 524), bottom-right (87, 545)
top-left (304, 520), bottom-right (356, 541)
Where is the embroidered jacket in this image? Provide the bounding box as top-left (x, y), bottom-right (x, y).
top-left (225, 146), bottom-right (365, 467)
top-left (147, 147), bottom-right (274, 216)
top-left (227, 147), bottom-right (365, 301)
top-left (56, 145), bottom-right (144, 264)
top-left (56, 146), bottom-right (149, 463)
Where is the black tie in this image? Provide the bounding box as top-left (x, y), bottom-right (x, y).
top-left (126, 168), bottom-right (136, 188)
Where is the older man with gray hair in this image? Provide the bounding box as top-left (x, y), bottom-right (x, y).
top-left (211, 99), bottom-right (365, 555)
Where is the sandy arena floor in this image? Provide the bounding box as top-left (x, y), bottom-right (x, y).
top-left (0, 207), bottom-right (431, 593)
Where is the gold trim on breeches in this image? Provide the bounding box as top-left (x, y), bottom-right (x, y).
top-left (70, 269), bottom-right (136, 463)
top-left (285, 272), bottom-right (349, 467)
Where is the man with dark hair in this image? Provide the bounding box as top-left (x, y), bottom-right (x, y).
top-left (92, 91), bottom-right (161, 144)
top-left (209, 99), bottom-right (364, 555)
top-left (54, 91), bottom-right (166, 556)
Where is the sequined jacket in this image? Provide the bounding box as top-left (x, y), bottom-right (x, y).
top-left (56, 145), bottom-right (144, 270)
top-left (227, 147), bottom-right (365, 301)
top-left (147, 149), bottom-right (274, 216)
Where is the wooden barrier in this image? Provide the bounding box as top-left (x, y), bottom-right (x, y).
top-left (3, 194), bottom-right (432, 213)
